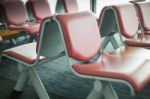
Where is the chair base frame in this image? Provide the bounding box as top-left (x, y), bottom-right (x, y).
top-left (15, 63), bottom-right (50, 99)
top-left (87, 80), bottom-right (118, 99)
top-left (102, 35), bottom-right (119, 50)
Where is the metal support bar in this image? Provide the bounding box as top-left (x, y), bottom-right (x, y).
top-left (102, 35), bottom-right (119, 50)
top-left (109, 36), bottom-right (119, 49)
top-left (101, 37), bottom-right (111, 50)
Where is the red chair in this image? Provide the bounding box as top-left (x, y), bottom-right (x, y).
top-left (2, 10), bottom-right (150, 99)
top-left (1, 0), bottom-right (40, 37)
top-left (56, 11), bottom-right (150, 99)
top-left (55, 0), bottom-right (79, 14)
top-left (133, 2), bottom-right (150, 34)
top-left (111, 3), bottom-right (150, 47)
top-left (26, 0), bottom-right (52, 23)
top-left (0, 16), bottom-right (64, 99)
top-left (0, 4), bottom-right (23, 44)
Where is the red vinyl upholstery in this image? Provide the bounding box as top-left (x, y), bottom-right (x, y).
top-left (2, 43), bottom-right (42, 64)
top-left (124, 39), bottom-right (150, 47)
top-left (28, 0), bottom-right (52, 22)
top-left (73, 52), bottom-right (150, 93)
top-left (2, 1), bottom-right (27, 25)
top-left (113, 3), bottom-right (150, 47)
top-left (124, 33), bottom-right (150, 47)
top-left (8, 23), bottom-right (40, 35)
top-left (63, 0), bottom-right (79, 13)
top-left (57, 12), bottom-right (101, 61)
top-left (57, 11), bottom-right (150, 93)
top-left (110, 45), bottom-right (150, 59)
top-left (1, 17), bottom-right (47, 64)
top-left (135, 2), bottom-right (150, 32)
top-left (1, 0), bottom-right (40, 35)
top-left (1, 18), bottom-right (47, 64)
top-left (113, 4), bottom-right (139, 38)
top-left (144, 31), bottom-right (150, 35)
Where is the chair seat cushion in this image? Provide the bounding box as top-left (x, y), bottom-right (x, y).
top-left (110, 45), bottom-right (150, 59)
top-left (73, 52), bottom-right (150, 93)
top-left (124, 39), bottom-right (150, 47)
top-left (9, 22), bottom-right (40, 35)
top-left (138, 33), bottom-right (150, 40)
top-left (144, 31), bottom-right (150, 35)
top-left (124, 33), bottom-right (150, 47)
top-left (2, 43), bottom-right (44, 64)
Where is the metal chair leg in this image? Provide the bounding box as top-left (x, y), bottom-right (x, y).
top-left (14, 70), bottom-right (28, 92)
top-left (103, 82), bottom-right (119, 99)
top-left (87, 80), bottom-right (103, 99)
top-left (28, 68), bottom-right (50, 99)
top-left (87, 80), bottom-right (119, 99)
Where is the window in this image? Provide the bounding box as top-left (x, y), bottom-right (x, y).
top-left (77, 0), bottom-right (91, 11)
top-left (48, 0), bottom-right (57, 14)
top-left (96, 0), bottom-right (131, 17)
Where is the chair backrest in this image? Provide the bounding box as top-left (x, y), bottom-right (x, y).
top-left (56, 0), bottom-right (79, 14)
top-left (27, 0), bottom-right (52, 22)
top-left (1, 0), bottom-right (28, 25)
top-left (113, 3), bottom-right (139, 38)
top-left (99, 7), bottom-right (117, 37)
top-left (135, 2), bottom-right (150, 31)
top-left (57, 11), bottom-right (101, 61)
top-left (36, 16), bottom-right (64, 58)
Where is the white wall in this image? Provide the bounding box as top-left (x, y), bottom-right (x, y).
top-left (96, 0), bottom-right (131, 17)
top-left (47, 0), bottom-right (57, 14)
top-left (77, 0), bottom-right (90, 11)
